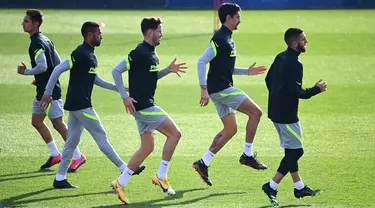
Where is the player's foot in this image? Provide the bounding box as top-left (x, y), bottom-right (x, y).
top-left (68, 154), bottom-right (86, 172)
top-left (294, 185), bottom-right (321, 198)
top-left (262, 182), bottom-right (279, 207)
top-left (152, 175), bottom-right (176, 195)
top-left (132, 165), bottom-right (146, 175)
top-left (40, 153), bottom-right (62, 169)
top-left (239, 153), bottom-right (268, 170)
top-left (192, 159), bottom-right (212, 186)
top-left (53, 179), bottom-right (78, 189)
top-left (110, 179), bottom-right (129, 204)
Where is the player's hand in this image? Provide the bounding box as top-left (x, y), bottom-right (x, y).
top-left (248, 62), bottom-right (267, 76)
top-left (200, 87), bottom-right (210, 107)
top-left (17, 62), bottom-right (27, 75)
top-left (315, 79), bottom-right (327, 92)
top-left (169, 58), bottom-right (187, 77)
top-left (123, 97), bottom-right (137, 115)
top-left (39, 95), bottom-right (52, 110)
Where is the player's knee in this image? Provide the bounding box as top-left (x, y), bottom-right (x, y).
top-left (97, 139), bottom-right (111, 152)
top-left (224, 125), bottom-right (237, 137)
top-left (51, 119), bottom-right (65, 131)
top-left (142, 143), bottom-right (154, 155)
top-left (277, 157), bottom-right (289, 175)
top-left (173, 129), bottom-right (182, 140)
top-left (251, 107), bottom-right (263, 120)
top-left (295, 148), bottom-right (304, 160)
top-left (31, 120), bottom-right (43, 129)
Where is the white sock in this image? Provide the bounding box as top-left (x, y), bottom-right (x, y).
top-left (294, 180), bottom-right (305, 190)
top-left (47, 140), bottom-right (60, 157)
top-left (202, 150), bottom-right (215, 166)
top-left (244, 142), bottom-right (253, 157)
top-left (118, 167), bottom-right (134, 186)
top-left (119, 163), bottom-right (127, 173)
top-left (56, 173), bottom-right (66, 181)
top-left (157, 160), bottom-right (170, 180)
top-left (73, 147), bottom-right (82, 160)
top-left (270, 179), bottom-right (279, 190)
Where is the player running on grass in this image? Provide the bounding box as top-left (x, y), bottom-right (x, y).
top-left (40, 21), bottom-right (145, 189)
top-left (18, 9), bottom-right (85, 171)
top-left (110, 17), bottom-right (187, 204)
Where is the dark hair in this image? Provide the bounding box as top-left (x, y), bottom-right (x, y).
top-left (26, 9), bottom-right (43, 27)
top-left (284, 28), bottom-right (304, 46)
top-left (81, 21), bottom-right (100, 38)
top-left (141, 17), bottom-right (162, 35)
top-left (218, 3), bottom-right (241, 24)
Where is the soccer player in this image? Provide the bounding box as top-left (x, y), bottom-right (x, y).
top-left (261, 28), bottom-right (326, 206)
top-left (18, 9), bottom-right (85, 171)
top-left (40, 21), bottom-right (145, 188)
top-left (110, 17), bottom-right (187, 204)
top-left (193, 2), bottom-right (268, 186)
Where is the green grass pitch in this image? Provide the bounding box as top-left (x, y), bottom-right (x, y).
top-left (0, 9), bottom-right (375, 207)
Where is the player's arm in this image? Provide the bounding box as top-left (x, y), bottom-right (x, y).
top-left (94, 75), bottom-right (117, 91)
top-left (234, 63), bottom-right (267, 76)
top-left (21, 50), bottom-right (47, 75)
top-left (197, 41), bottom-right (215, 86)
top-left (112, 56), bottom-right (138, 115)
top-left (111, 57), bottom-right (130, 99)
top-left (197, 41), bottom-right (215, 106)
top-left (157, 66), bottom-right (169, 79)
top-left (39, 56), bottom-right (72, 109)
top-left (52, 48), bottom-right (62, 65)
top-left (288, 62), bottom-right (322, 99)
top-left (44, 57), bottom-right (71, 96)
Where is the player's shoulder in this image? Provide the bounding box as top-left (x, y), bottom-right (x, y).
top-left (71, 44), bottom-right (88, 60)
top-left (132, 43), bottom-right (148, 57)
top-left (212, 30), bottom-right (225, 41)
top-left (32, 33), bottom-right (51, 45)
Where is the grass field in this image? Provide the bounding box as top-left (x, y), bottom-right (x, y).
top-left (1, 9), bottom-right (375, 208)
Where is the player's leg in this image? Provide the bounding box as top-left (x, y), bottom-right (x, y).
top-left (193, 99), bottom-right (237, 186)
top-left (287, 152), bottom-right (320, 199)
top-left (48, 99), bottom-right (85, 172)
top-left (76, 108), bottom-right (126, 170)
top-left (236, 95), bottom-right (267, 170)
top-left (113, 129), bottom-right (155, 204)
top-left (289, 148), bottom-right (319, 198)
top-left (262, 122), bottom-right (290, 206)
top-left (152, 116), bottom-right (182, 195)
top-left (209, 113), bottom-right (238, 153)
top-left (53, 111), bottom-right (83, 188)
top-left (32, 98), bottom-right (61, 169)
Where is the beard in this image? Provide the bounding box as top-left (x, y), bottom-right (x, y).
top-left (153, 36), bottom-right (161, 46)
top-left (297, 43), bottom-right (306, 53)
top-left (92, 38), bottom-right (101, 47)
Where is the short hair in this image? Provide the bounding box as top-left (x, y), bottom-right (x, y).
top-left (26, 9), bottom-right (43, 27)
top-left (218, 3), bottom-right (241, 24)
top-left (81, 21), bottom-right (100, 38)
top-left (141, 17), bottom-right (162, 35)
top-left (284, 28), bottom-right (304, 46)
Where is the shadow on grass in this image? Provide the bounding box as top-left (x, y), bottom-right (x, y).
top-left (257, 204), bottom-right (312, 208)
top-left (0, 170), bottom-right (55, 183)
top-left (0, 169), bottom-right (54, 178)
top-left (2, 187), bottom-right (113, 207)
top-left (93, 188), bottom-right (247, 208)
